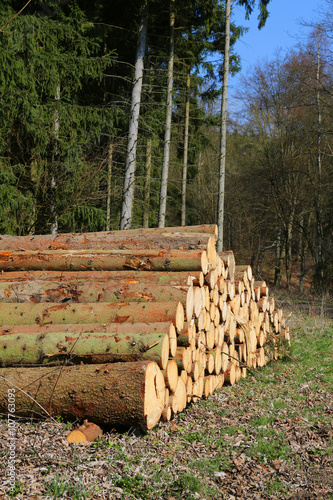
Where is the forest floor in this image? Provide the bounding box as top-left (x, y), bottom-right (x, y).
top-left (0, 305), bottom-right (332, 500)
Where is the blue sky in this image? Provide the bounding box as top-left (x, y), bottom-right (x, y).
top-left (230, 0), bottom-right (326, 93)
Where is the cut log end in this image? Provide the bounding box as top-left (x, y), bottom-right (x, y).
top-left (144, 362), bottom-right (165, 429)
top-left (66, 422), bottom-right (103, 443)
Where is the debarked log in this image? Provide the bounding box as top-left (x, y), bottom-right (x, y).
top-left (0, 301), bottom-right (185, 332)
top-left (0, 225), bottom-right (217, 251)
top-left (0, 361), bottom-right (165, 430)
top-left (0, 327), bottom-right (170, 369)
top-left (0, 280), bottom-right (191, 304)
top-left (0, 270), bottom-right (205, 287)
top-left (0, 249), bottom-right (209, 273)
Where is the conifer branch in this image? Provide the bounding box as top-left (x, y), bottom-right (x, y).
top-left (0, 0), bottom-right (33, 33)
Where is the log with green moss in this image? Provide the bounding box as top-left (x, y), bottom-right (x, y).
top-left (0, 361), bottom-right (166, 430)
top-left (0, 270), bottom-right (204, 287)
top-left (0, 301), bottom-right (185, 331)
top-left (0, 325), bottom-right (170, 369)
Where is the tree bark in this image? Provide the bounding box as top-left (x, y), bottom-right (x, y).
top-left (0, 361), bottom-right (165, 430)
top-left (0, 280), bottom-right (191, 305)
top-left (0, 328), bottom-right (170, 369)
top-left (120, 0), bottom-right (148, 229)
top-left (106, 142), bottom-right (113, 231)
top-left (143, 138), bottom-right (152, 228)
top-left (0, 224), bottom-right (217, 251)
top-left (0, 269), bottom-right (204, 287)
top-left (0, 248), bottom-right (211, 273)
top-left (217, 0), bottom-right (231, 252)
top-left (181, 68), bottom-right (191, 226)
top-left (0, 301), bottom-right (185, 332)
top-left (158, 0), bottom-right (175, 228)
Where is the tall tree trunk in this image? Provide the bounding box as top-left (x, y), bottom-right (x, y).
top-left (143, 138), bottom-right (152, 228)
top-left (285, 217), bottom-right (293, 290)
top-left (120, 0), bottom-right (148, 230)
top-left (299, 214), bottom-right (308, 294)
top-left (181, 68), bottom-right (190, 227)
top-left (197, 151), bottom-right (202, 225)
top-left (51, 85), bottom-right (60, 235)
top-left (315, 41), bottom-right (324, 290)
top-left (274, 226), bottom-right (285, 287)
top-left (106, 142), bottom-right (113, 231)
top-left (158, 0), bottom-right (175, 228)
top-left (217, 0), bottom-right (230, 252)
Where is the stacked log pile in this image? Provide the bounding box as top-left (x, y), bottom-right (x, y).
top-left (0, 225), bottom-right (290, 430)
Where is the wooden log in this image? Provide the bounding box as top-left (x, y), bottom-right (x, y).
top-left (0, 280), bottom-right (191, 305)
top-left (195, 330), bottom-right (206, 350)
top-left (186, 376), bottom-right (193, 403)
top-left (161, 404), bottom-right (172, 422)
top-left (217, 324), bottom-right (225, 347)
top-left (173, 378), bottom-right (187, 412)
top-left (221, 342), bottom-right (229, 372)
top-left (174, 347), bottom-right (191, 373)
top-left (206, 322), bottom-right (215, 350)
top-left (204, 375), bottom-right (214, 398)
top-left (204, 269), bottom-right (217, 290)
top-left (207, 347), bottom-right (222, 375)
top-left (0, 249), bottom-right (210, 273)
top-left (219, 299), bottom-right (228, 322)
top-left (163, 360), bottom-right (178, 392)
top-left (206, 353), bottom-right (214, 374)
top-left (216, 255), bottom-right (224, 279)
top-left (0, 270), bottom-right (204, 287)
top-left (218, 251), bottom-right (235, 282)
top-left (206, 237), bottom-right (217, 271)
top-left (216, 276), bottom-right (226, 295)
top-left (0, 301), bottom-right (185, 332)
top-left (0, 225), bottom-right (218, 251)
top-left (210, 285), bottom-right (219, 307)
top-left (189, 361), bottom-right (200, 382)
top-left (203, 286), bottom-right (210, 310)
top-left (225, 316), bottom-right (236, 344)
top-left (0, 361), bottom-right (165, 430)
top-left (67, 421), bottom-right (103, 443)
top-left (0, 328), bottom-right (170, 370)
top-left (228, 295), bottom-right (240, 315)
top-left (224, 363), bottom-right (236, 385)
top-left (257, 297), bottom-right (268, 312)
top-left (235, 264), bottom-right (252, 282)
top-left (0, 321), bottom-right (175, 338)
top-left (235, 365), bottom-right (242, 383)
top-left (185, 285), bottom-right (194, 321)
top-left (180, 370), bottom-right (188, 385)
top-left (193, 286), bottom-right (204, 318)
top-left (216, 373), bottom-right (224, 389)
top-left (225, 280), bottom-right (235, 300)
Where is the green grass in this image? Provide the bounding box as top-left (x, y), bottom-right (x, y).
top-left (44, 473), bottom-right (97, 499)
top-left (2, 310), bottom-right (333, 500)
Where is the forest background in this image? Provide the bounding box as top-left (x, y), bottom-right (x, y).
top-left (0, 0), bottom-right (332, 296)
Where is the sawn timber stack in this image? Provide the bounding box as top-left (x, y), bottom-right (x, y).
top-left (0, 225), bottom-right (290, 430)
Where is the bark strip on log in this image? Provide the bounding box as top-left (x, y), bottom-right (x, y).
top-left (0, 225), bottom-right (218, 251)
top-left (0, 329), bottom-right (170, 369)
top-left (0, 270), bottom-right (204, 287)
top-left (0, 301), bottom-right (185, 332)
top-left (0, 249), bottom-right (210, 273)
top-left (0, 280), bottom-right (190, 305)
